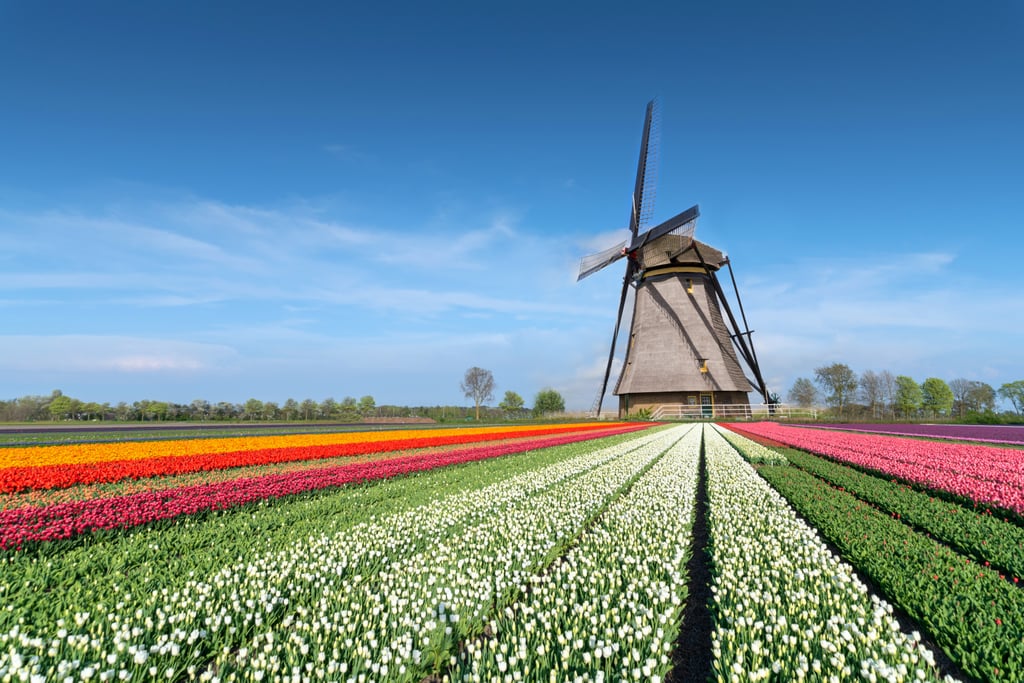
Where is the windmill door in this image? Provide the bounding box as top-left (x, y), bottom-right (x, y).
top-left (700, 394), bottom-right (713, 418)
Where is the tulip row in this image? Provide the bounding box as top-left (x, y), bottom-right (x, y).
top-left (0, 423), bottom-right (636, 493)
top-left (0, 426), bottom-right (686, 682)
top-left (1, 445), bottom-right (420, 512)
top-left (2, 430), bottom-right (646, 512)
top-left (0, 423), bottom-right (620, 467)
top-left (811, 423), bottom-right (1024, 446)
top-left (446, 424), bottom-right (702, 682)
top-left (726, 422), bottom-right (1024, 517)
top-left (782, 447), bottom-right (1024, 581)
top-left (757, 460), bottom-right (1024, 682)
top-left (712, 424), bottom-right (787, 465)
top-left (705, 426), bottom-right (953, 682)
top-left (0, 425), bottom-right (647, 550)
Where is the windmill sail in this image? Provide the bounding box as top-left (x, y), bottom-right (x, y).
top-left (577, 240), bottom-right (628, 281)
top-left (631, 99), bottom-right (659, 236)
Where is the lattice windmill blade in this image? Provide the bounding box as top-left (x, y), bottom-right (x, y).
top-left (629, 99), bottom-right (660, 237)
top-left (577, 239), bottom-right (629, 281)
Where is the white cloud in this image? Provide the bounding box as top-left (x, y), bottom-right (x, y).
top-left (579, 227), bottom-right (630, 254)
top-left (0, 335), bottom-right (238, 374)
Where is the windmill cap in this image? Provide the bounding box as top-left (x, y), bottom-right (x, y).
top-left (641, 238), bottom-right (727, 270)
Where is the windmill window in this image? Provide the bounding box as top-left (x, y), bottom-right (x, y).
top-left (686, 278), bottom-right (694, 294)
top-left (698, 358), bottom-right (708, 373)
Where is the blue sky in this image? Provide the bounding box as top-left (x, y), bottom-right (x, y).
top-left (2, 1), bottom-right (1022, 411)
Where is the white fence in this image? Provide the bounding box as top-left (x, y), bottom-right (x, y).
top-left (649, 403), bottom-right (816, 421)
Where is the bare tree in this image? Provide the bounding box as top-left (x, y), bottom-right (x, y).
top-left (461, 367), bottom-right (495, 420)
top-left (949, 378), bottom-right (971, 418)
top-left (878, 370), bottom-right (896, 419)
top-left (859, 370), bottom-right (882, 419)
top-left (787, 377), bottom-right (818, 408)
top-left (951, 378), bottom-right (997, 416)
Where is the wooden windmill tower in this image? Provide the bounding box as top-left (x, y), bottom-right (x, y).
top-left (578, 100), bottom-right (768, 418)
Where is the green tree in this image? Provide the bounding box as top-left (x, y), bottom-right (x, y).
top-left (533, 388), bottom-right (565, 417)
top-left (966, 381), bottom-right (996, 414)
top-left (998, 380), bottom-right (1024, 415)
top-left (920, 377), bottom-right (954, 417)
top-left (282, 398), bottom-right (299, 420)
top-left (338, 397), bottom-right (360, 421)
top-left (149, 401), bottom-right (169, 421)
top-left (461, 367), bottom-right (495, 420)
top-left (81, 401), bottom-right (104, 420)
top-left (894, 375), bottom-right (923, 418)
top-left (191, 399), bottom-right (211, 420)
top-left (299, 398), bottom-right (317, 420)
top-left (813, 363), bottom-right (859, 417)
top-left (48, 394), bottom-right (73, 421)
top-left (498, 390), bottom-right (526, 418)
top-left (320, 397), bottom-right (338, 419)
top-left (243, 398), bottom-right (264, 421)
top-left (358, 395), bottom-right (376, 416)
top-left (786, 377), bottom-right (818, 408)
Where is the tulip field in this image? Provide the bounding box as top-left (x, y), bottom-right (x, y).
top-left (726, 422), bottom-right (1024, 517)
top-left (3, 419), bottom-right (1024, 682)
top-left (725, 422), bottom-right (1024, 682)
top-left (805, 423), bottom-right (1024, 446)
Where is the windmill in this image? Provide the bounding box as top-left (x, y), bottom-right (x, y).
top-left (578, 100), bottom-right (768, 418)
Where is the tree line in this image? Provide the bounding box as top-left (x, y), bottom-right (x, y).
top-left (0, 390), bottom-right (382, 423)
top-left (788, 363), bottom-right (1024, 422)
top-left (1, 368), bottom-right (568, 423)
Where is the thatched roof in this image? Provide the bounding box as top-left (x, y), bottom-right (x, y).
top-left (640, 237), bottom-right (726, 271)
top-left (615, 265), bottom-right (752, 395)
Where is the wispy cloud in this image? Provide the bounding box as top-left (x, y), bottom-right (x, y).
top-left (323, 144), bottom-right (372, 163)
top-left (0, 335), bottom-right (237, 374)
top-left (737, 249), bottom-right (1024, 395)
top-left (1, 191), bottom-right (609, 417)
top-left (1, 198), bottom-right (599, 320)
